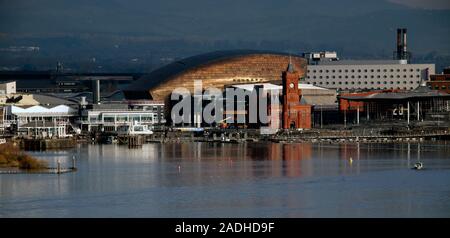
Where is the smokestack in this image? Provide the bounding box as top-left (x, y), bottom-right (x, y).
top-left (402, 28), bottom-right (407, 54)
top-left (394, 28), bottom-right (410, 61)
top-left (92, 79), bottom-right (100, 104)
top-left (396, 28), bottom-right (402, 60)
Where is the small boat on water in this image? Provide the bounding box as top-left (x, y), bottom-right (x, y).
top-left (118, 123), bottom-right (154, 136)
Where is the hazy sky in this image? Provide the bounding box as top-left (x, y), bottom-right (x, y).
top-left (0, 0), bottom-right (449, 56)
top-left (388, 0), bottom-right (450, 9)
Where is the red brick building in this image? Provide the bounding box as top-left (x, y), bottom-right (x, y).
top-left (428, 67), bottom-right (450, 94)
top-left (282, 62), bottom-right (312, 129)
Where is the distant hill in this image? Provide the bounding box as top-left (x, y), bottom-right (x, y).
top-left (0, 0), bottom-right (449, 71)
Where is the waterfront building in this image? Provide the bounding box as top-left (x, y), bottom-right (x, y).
top-left (427, 67), bottom-right (450, 94)
top-left (124, 50), bottom-right (307, 125)
top-left (304, 60), bottom-right (435, 92)
top-left (79, 100), bottom-right (165, 132)
top-left (339, 86), bottom-right (450, 125)
top-left (124, 50), bottom-right (307, 101)
top-left (1, 92), bottom-right (79, 137)
top-left (4, 104), bottom-right (77, 137)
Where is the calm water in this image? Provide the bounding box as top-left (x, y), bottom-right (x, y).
top-left (1, 142), bottom-right (450, 218)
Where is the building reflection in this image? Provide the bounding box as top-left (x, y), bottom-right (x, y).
top-left (265, 143), bottom-right (313, 178)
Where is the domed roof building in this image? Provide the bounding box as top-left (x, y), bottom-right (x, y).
top-left (124, 50), bottom-right (307, 100)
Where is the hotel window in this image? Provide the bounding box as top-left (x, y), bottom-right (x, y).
top-left (364, 81), bottom-right (368, 84)
top-left (364, 69), bottom-right (368, 72)
top-left (416, 69), bottom-right (420, 72)
top-left (357, 81), bottom-right (361, 85)
top-left (358, 75), bottom-right (361, 78)
top-left (351, 82), bottom-right (355, 85)
top-left (370, 69), bottom-right (374, 72)
top-left (403, 69), bottom-right (407, 72)
top-left (319, 76), bottom-right (322, 79)
top-left (384, 81), bottom-right (387, 84)
top-left (377, 81), bottom-right (381, 84)
top-left (345, 69), bottom-right (348, 73)
top-left (397, 69), bottom-right (400, 72)
top-left (378, 69), bottom-right (381, 72)
top-left (357, 69), bottom-right (361, 73)
top-left (351, 69), bottom-right (355, 73)
top-left (326, 70), bottom-right (329, 73)
top-left (410, 69), bottom-right (413, 72)
top-left (338, 76), bottom-right (342, 79)
top-left (332, 70), bottom-right (335, 73)
top-left (313, 70), bottom-right (316, 73)
top-left (390, 81), bottom-right (394, 84)
top-left (319, 70), bottom-right (323, 73)
top-left (339, 69), bottom-right (342, 73)
top-left (338, 82), bottom-right (342, 85)
top-left (416, 75), bottom-right (420, 78)
top-left (397, 75), bottom-right (400, 78)
top-left (403, 75), bottom-right (407, 78)
top-left (326, 76), bottom-right (329, 79)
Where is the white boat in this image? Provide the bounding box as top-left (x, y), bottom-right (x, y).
top-left (118, 122), bottom-right (154, 135)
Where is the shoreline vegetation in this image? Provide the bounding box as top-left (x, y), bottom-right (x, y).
top-left (0, 143), bottom-right (48, 170)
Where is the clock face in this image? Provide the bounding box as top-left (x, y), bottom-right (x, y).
top-left (289, 83), bottom-right (295, 89)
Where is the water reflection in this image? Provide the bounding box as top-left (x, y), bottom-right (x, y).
top-left (1, 141), bottom-right (450, 217)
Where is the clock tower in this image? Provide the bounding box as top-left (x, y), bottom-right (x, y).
top-left (282, 59), bottom-right (312, 129)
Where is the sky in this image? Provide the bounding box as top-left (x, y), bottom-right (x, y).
top-left (388, 0), bottom-right (450, 9)
top-left (0, 0), bottom-right (449, 66)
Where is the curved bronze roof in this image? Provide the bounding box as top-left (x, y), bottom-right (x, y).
top-left (124, 50), bottom-right (304, 100)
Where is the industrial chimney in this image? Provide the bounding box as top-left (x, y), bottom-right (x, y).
top-left (394, 28), bottom-right (411, 61)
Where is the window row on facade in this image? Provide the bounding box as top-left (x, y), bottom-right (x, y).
top-left (304, 80), bottom-right (421, 86)
top-left (307, 68), bottom-right (422, 73)
top-left (331, 86), bottom-right (416, 91)
top-left (306, 75), bottom-right (421, 79)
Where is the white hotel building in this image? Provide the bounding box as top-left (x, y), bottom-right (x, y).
top-left (304, 60), bottom-right (435, 91)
